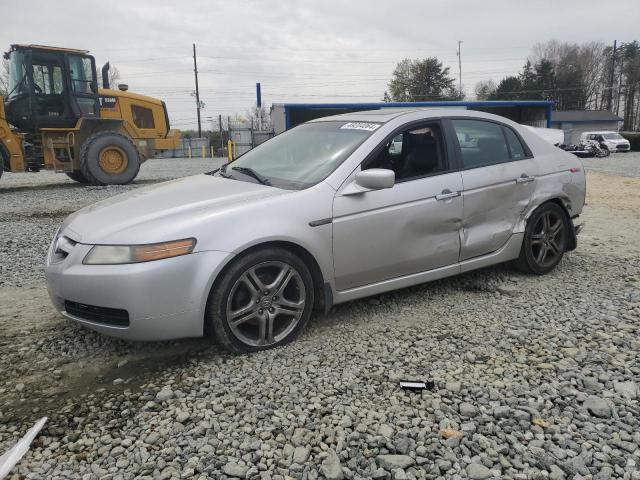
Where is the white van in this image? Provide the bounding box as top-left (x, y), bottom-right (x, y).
top-left (580, 131), bottom-right (631, 152)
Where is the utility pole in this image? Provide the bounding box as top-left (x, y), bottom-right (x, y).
top-left (218, 114), bottom-right (224, 152)
top-left (457, 41), bottom-right (463, 97)
top-left (256, 82), bottom-right (262, 131)
top-left (192, 43), bottom-right (202, 138)
top-left (616, 55), bottom-right (624, 117)
top-left (606, 40), bottom-right (617, 111)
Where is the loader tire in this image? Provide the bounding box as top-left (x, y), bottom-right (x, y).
top-left (0, 145), bottom-right (7, 181)
top-left (65, 170), bottom-right (91, 184)
top-left (80, 131), bottom-right (141, 186)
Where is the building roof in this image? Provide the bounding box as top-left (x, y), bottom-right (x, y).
top-left (551, 110), bottom-right (623, 123)
top-left (274, 100), bottom-right (554, 110)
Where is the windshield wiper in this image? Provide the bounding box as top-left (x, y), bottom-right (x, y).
top-left (232, 166), bottom-right (271, 186)
top-left (218, 163), bottom-right (234, 179)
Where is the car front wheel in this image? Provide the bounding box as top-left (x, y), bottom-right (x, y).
top-left (516, 202), bottom-right (569, 275)
top-left (207, 247), bottom-right (315, 353)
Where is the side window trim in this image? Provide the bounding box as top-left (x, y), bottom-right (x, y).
top-left (501, 126), bottom-right (514, 159)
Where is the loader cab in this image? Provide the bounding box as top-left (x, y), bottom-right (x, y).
top-left (3, 45), bottom-right (100, 131)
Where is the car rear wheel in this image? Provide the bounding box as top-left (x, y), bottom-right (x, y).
top-left (516, 203), bottom-right (569, 275)
top-left (207, 247), bottom-right (314, 353)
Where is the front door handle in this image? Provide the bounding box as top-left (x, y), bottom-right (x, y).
top-left (435, 189), bottom-right (460, 201)
top-left (515, 174), bottom-right (535, 184)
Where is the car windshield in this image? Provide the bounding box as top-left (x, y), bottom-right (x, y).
top-left (223, 121), bottom-right (378, 189)
top-left (602, 133), bottom-right (623, 140)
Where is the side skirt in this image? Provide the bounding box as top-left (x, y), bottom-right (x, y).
top-left (332, 233), bottom-right (524, 305)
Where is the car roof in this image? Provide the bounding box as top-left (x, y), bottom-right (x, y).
top-left (581, 131), bottom-right (616, 134)
top-left (309, 107), bottom-right (496, 124)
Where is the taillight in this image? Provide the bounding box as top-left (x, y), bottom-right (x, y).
top-left (569, 167), bottom-right (581, 173)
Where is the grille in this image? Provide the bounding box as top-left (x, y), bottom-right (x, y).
top-left (64, 300), bottom-right (130, 327)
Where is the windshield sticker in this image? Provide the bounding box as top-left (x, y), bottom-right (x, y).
top-left (340, 122), bottom-right (381, 132)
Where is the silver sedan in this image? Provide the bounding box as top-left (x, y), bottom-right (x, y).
top-left (45, 109), bottom-right (586, 352)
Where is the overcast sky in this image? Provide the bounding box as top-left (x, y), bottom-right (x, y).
top-left (3, 0), bottom-right (638, 129)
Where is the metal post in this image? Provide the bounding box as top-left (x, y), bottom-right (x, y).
top-left (616, 55), bottom-right (624, 117)
top-left (193, 43), bottom-right (202, 138)
top-left (606, 40), bottom-right (617, 111)
top-left (256, 82), bottom-right (262, 131)
top-left (219, 114), bottom-right (224, 153)
top-left (457, 41), bottom-right (463, 97)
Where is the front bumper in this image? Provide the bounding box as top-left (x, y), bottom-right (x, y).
top-left (45, 242), bottom-right (232, 341)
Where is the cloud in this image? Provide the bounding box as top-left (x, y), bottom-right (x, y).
top-left (1, 0), bottom-right (637, 129)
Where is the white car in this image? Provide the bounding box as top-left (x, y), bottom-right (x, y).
top-left (580, 131), bottom-right (630, 152)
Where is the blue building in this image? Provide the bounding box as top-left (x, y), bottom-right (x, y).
top-left (270, 101), bottom-right (554, 134)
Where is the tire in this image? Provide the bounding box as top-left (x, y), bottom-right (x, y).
top-left (206, 247), bottom-right (315, 353)
top-left (0, 146), bottom-right (6, 181)
top-left (65, 170), bottom-right (91, 184)
top-left (596, 145), bottom-right (610, 158)
top-left (80, 131), bottom-right (141, 186)
top-left (515, 202), bottom-right (569, 275)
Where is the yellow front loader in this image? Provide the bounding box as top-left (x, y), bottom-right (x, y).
top-left (0, 44), bottom-right (180, 185)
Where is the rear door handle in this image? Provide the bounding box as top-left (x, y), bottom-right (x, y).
top-left (515, 174), bottom-right (535, 184)
top-left (435, 189), bottom-right (460, 201)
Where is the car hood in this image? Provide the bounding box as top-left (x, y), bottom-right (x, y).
top-left (61, 174), bottom-right (288, 245)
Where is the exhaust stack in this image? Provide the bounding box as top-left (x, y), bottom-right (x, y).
top-left (101, 62), bottom-right (110, 89)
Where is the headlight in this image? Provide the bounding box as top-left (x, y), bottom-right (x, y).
top-left (83, 238), bottom-right (196, 265)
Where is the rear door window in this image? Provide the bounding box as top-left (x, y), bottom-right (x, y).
top-left (503, 127), bottom-right (527, 160)
top-left (452, 119), bottom-right (509, 168)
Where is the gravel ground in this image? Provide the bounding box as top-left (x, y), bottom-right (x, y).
top-left (579, 151), bottom-right (640, 178)
top-left (0, 157), bottom-right (226, 287)
top-left (0, 155), bottom-right (639, 480)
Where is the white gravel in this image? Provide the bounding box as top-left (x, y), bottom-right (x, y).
top-left (0, 158), bottom-right (225, 287)
top-left (0, 156), bottom-right (639, 480)
top-left (579, 151), bottom-right (640, 178)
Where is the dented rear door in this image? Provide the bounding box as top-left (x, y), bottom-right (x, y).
top-left (450, 119), bottom-right (539, 261)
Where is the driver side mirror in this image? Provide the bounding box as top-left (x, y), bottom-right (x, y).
top-left (342, 168), bottom-right (395, 196)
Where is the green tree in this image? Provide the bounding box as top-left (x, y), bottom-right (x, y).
top-left (386, 57), bottom-right (461, 102)
top-left (620, 41), bottom-right (640, 130)
top-left (531, 40), bottom-right (605, 109)
top-left (489, 76), bottom-right (522, 100)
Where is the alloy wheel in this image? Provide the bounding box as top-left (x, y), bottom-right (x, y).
top-left (226, 261), bottom-right (306, 347)
top-left (530, 210), bottom-right (565, 268)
